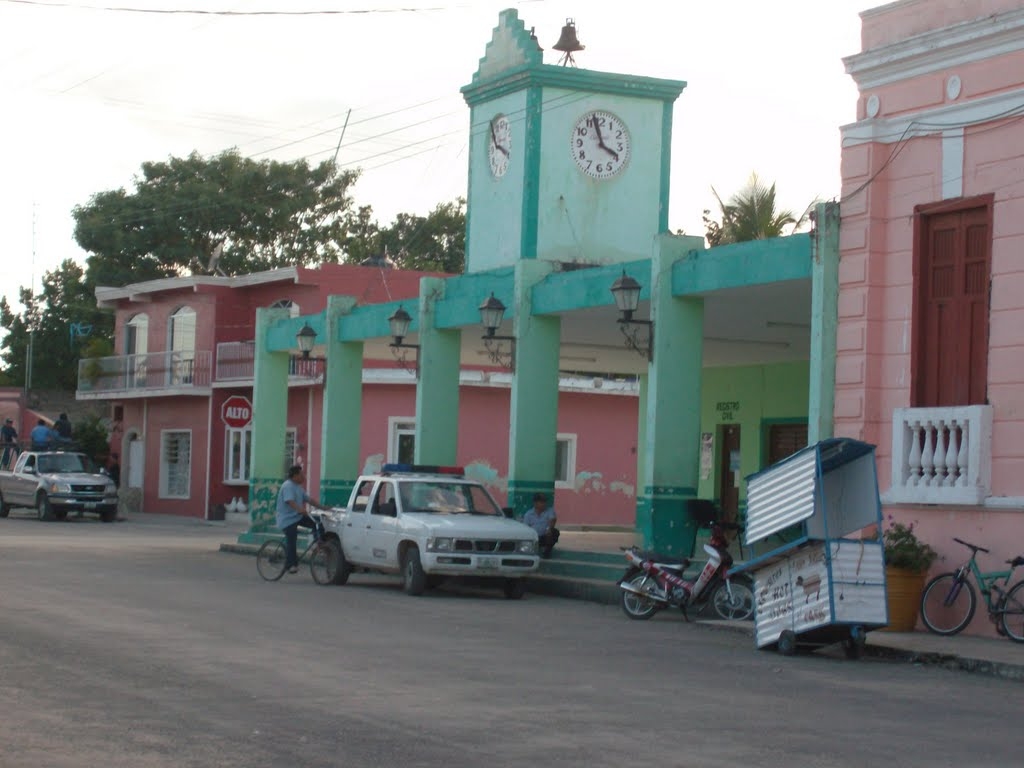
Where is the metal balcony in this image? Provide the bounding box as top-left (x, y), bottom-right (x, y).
top-left (77, 351), bottom-right (212, 399)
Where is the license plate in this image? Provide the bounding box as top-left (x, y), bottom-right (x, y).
top-left (478, 556), bottom-right (498, 569)
top-left (83, 502), bottom-right (97, 510)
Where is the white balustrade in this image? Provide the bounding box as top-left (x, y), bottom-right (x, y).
top-left (888, 405), bottom-right (992, 505)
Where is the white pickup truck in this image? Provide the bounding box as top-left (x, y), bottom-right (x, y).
top-left (322, 464), bottom-right (540, 598)
top-left (0, 450), bottom-right (119, 522)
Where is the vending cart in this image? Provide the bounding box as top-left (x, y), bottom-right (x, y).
top-left (740, 438), bottom-right (888, 658)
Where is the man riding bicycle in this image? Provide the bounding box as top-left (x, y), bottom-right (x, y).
top-left (275, 465), bottom-right (329, 575)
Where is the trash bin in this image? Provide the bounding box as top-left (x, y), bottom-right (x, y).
top-left (648, 498), bottom-right (717, 557)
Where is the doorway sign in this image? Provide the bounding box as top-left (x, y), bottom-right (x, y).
top-left (222, 395), bottom-right (253, 429)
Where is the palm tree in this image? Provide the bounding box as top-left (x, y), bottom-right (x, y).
top-left (703, 173), bottom-right (815, 247)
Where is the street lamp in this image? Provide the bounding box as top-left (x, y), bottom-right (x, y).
top-left (610, 271), bottom-right (653, 361)
top-left (478, 293), bottom-right (515, 371)
top-left (388, 305), bottom-right (419, 376)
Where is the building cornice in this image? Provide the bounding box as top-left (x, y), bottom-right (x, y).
top-left (843, 8), bottom-right (1024, 90)
top-left (840, 85), bottom-right (1024, 146)
top-left (95, 268), bottom-right (300, 308)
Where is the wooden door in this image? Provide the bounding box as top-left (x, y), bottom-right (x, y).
top-left (718, 424), bottom-right (740, 523)
top-left (915, 201), bottom-right (991, 406)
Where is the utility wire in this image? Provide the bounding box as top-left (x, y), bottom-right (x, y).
top-left (2, 0), bottom-right (475, 15)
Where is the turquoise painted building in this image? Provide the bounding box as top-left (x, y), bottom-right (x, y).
top-left (243, 10), bottom-right (839, 557)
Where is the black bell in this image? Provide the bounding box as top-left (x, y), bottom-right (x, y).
top-left (552, 18), bottom-right (584, 66)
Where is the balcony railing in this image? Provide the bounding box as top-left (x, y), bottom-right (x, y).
top-left (215, 341), bottom-right (324, 382)
top-left (77, 350), bottom-right (212, 396)
top-left (887, 405), bottom-right (993, 505)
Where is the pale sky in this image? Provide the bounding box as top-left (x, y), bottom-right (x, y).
top-left (0, 0), bottom-right (875, 309)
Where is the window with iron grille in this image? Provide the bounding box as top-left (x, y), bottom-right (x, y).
top-left (160, 430), bottom-right (191, 498)
top-left (283, 428), bottom-right (297, 474)
top-left (225, 427), bottom-right (252, 484)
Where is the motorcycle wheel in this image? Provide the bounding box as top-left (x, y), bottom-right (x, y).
top-left (710, 575), bottom-right (755, 621)
top-left (620, 572), bottom-right (662, 620)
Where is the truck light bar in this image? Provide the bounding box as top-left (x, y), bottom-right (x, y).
top-left (381, 463), bottom-right (465, 476)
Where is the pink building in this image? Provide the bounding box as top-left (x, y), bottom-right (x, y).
top-left (78, 265), bottom-right (640, 525)
top-left (841, 0), bottom-right (1024, 635)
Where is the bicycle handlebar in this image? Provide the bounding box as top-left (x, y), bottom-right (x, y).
top-left (953, 537), bottom-right (990, 554)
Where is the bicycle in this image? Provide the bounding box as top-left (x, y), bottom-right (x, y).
top-left (256, 511), bottom-right (340, 585)
top-left (919, 537), bottom-right (1024, 642)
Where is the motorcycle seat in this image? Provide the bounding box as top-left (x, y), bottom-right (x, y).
top-left (640, 550), bottom-right (690, 568)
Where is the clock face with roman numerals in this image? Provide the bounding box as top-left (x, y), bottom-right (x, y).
top-left (570, 110), bottom-right (631, 179)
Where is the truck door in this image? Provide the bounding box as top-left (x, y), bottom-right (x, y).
top-left (365, 481), bottom-right (400, 569)
top-left (341, 479), bottom-right (375, 563)
top-left (10, 453), bottom-right (35, 506)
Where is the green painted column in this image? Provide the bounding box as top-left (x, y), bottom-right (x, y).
top-left (638, 241), bottom-right (705, 556)
top-left (507, 260), bottom-right (559, 516)
top-left (808, 201), bottom-right (840, 444)
top-left (243, 307), bottom-right (291, 540)
top-left (320, 295), bottom-right (363, 506)
top-left (415, 277), bottom-right (461, 465)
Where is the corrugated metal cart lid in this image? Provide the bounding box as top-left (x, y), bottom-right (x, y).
top-left (743, 438), bottom-right (876, 545)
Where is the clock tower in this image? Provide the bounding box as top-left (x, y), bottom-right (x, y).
top-left (461, 10), bottom-right (686, 274)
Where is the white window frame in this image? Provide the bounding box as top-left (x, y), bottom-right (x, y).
top-left (224, 426), bottom-right (252, 486)
top-left (555, 433), bottom-right (577, 490)
top-left (160, 429), bottom-right (192, 499)
top-left (387, 416), bottom-right (416, 464)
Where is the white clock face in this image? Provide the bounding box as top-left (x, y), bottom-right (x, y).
top-left (571, 110), bottom-right (631, 179)
top-left (488, 114), bottom-right (511, 179)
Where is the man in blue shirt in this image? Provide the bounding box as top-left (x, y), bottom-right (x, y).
top-left (275, 465), bottom-right (328, 574)
top-left (523, 492), bottom-right (559, 559)
top-left (29, 419), bottom-right (55, 451)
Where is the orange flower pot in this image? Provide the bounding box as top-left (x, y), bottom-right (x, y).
top-left (882, 566), bottom-right (927, 632)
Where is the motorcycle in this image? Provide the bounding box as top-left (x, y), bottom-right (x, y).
top-left (618, 520), bottom-right (755, 622)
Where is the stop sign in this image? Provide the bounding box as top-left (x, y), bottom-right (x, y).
top-left (221, 395), bottom-right (253, 429)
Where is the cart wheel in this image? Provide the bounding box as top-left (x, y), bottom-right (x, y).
top-left (843, 626), bottom-right (866, 660)
top-left (778, 630), bottom-right (797, 656)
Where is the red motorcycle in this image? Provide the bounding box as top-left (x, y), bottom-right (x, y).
top-left (618, 520), bottom-right (754, 621)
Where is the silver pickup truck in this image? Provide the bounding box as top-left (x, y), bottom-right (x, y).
top-left (0, 450), bottom-right (119, 522)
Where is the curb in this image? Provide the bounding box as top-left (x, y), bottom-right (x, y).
top-left (861, 643), bottom-right (1024, 682)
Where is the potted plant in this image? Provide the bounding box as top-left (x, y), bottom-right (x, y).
top-left (882, 520), bottom-right (938, 632)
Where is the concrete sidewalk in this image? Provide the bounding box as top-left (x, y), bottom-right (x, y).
top-left (129, 512), bottom-right (1024, 682)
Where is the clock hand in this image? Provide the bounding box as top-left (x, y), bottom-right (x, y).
top-left (490, 123), bottom-right (509, 157)
top-left (590, 115), bottom-right (619, 161)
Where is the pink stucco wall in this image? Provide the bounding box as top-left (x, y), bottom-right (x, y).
top-left (841, 0), bottom-right (1024, 635)
top-left (104, 267), bottom-right (641, 527)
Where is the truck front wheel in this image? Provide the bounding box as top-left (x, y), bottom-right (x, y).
top-left (36, 493), bottom-right (55, 522)
top-left (402, 546), bottom-right (427, 596)
top-left (0, 490), bottom-right (10, 518)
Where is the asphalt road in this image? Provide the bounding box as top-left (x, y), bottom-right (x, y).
top-left (1, 513), bottom-right (1021, 768)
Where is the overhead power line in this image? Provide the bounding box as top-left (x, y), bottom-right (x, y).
top-left (2, 0), bottom-right (470, 15)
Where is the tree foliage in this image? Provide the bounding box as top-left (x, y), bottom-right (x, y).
top-left (0, 260), bottom-right (113, 390)
top-left (342, 198), bottom-right (466, 273)
top-left (73, 149), bottom-right (361, 286)
top-left (703, 173), bottom-right (814, 247)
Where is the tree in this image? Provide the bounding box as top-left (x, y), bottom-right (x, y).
top-left (72, 150), bottom-right (362, 286)
top-left (703, 173), bottom-right (814, 247)
top-left (342, 198), bottom-right (466, 274)
top-left (0, 260), bottom-right (113, 390)
top-left (384, 198), bottom-right (466, 273)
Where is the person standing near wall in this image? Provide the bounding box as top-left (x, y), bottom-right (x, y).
top-left (1, 418), bottom-right (17, 469)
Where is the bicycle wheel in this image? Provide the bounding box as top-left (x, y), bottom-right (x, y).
top-left (310, 540), bottom-right (340, 586)
top-left (920, 572), bottom-right (976, 635)
top-left (999, 581), bottom-right (1024, 643)
top-left (256, 540), bottom-right (287, 582)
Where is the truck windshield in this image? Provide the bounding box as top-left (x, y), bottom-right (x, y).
top-left (399, 482), bottom-right (501, 516)
top-left (36, 454), bottom-right (96, 474)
